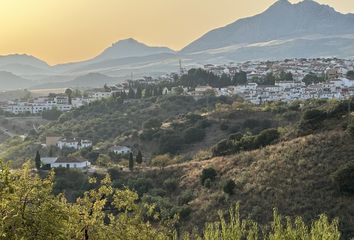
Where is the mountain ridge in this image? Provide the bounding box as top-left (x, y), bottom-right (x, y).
top-left (182, 0), bottom-right (354, 53)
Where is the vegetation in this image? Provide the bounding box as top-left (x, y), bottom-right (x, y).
top-left (212, 128), bottom-right (280, 156)
top-left (347, 70), bottom-right (354, 80)
top-left (3, 88), bottom-right (354, 238)
top-left (0, 161), bottom-right (343, 239)
top-left (223, 179), bottom-right (236, 195)
top-left (331, 161), bottom-right (354, 195)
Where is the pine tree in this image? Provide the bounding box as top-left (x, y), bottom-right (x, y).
top-left (35, 150), bottom-right (41, 170)
top-left (48, 147), bottom-right (53, 157)
top-left (128, 88), bottom-right (135, 99)
top-left (129, 152), bottom-right (134, 171)
top-left (136, 151), bottom-right (143, 164)
top-left (136, 86), bottom-right (142, 99)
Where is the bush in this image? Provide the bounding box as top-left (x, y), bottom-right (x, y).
top-left (223, 179), bottom-right (236, 195)
top-left (212, 139), bottom-right (234, 156)
top-left (220, 122), bottom-right (229, 131)
top-left (254, 128), bottom-right (280, 147)
top-left (331, 161), bottom-right (354, 195)
top-left (163, 178), bottom-right (178, 192)
top-left (347, 123), bottom-right (354, 139)
top-left (42, 108), bottom-right (63, 121)
top-left (143, 118), bottom-right (162, 129)
top-left (158, 134), bottom-right (183, 154)
top-left (178, 190), bottom-right (194, 205)
top-left (183, 127), bottom-right (205, 143)
top-left (200, 167), bottom-right (217, 185)
top-left (303, 109), bottom-right (327, 122)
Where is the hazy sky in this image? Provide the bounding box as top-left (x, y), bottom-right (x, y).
top-left (1, 0), bottom-right (354, 65)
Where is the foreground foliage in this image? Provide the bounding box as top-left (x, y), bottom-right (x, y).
top-left (0, 161), bottom-right (342, 240)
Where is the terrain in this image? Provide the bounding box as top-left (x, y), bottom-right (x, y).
top-left (1, 88), bottom-right (354, 238)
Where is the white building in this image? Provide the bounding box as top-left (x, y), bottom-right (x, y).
top-left (43, 156), bottom-right (91, 169)
top-left (110, 146), bottom-right (132, 155)
top-left (93, 92), bottom-right (112, 100)
top-left (57, 138), bottom-right (92, 150)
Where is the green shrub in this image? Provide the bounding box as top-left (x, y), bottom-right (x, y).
top-left (143, 118), bottom-right (162, 129)
top-left (331, 161), bottom-right (354, 195)
top-left (212, 139), bottom-right (234, 156)
top-left (201, 167), bottom-right (217, 185)
top-left (223, 179), bottom-right (236, 195)
top-left (163, 178), bottom-right (178, 192)
top-left (158, 133), bottom-right (183, 154)
top-left (183, 127), bottom-right (205, 143)
top-left (178, 189), bottom-right (194, 205)
top-left (254, 128), bottom-right (280, 147)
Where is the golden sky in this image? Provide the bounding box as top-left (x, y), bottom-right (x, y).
top-left (0, 0), bottom-right (353, 65)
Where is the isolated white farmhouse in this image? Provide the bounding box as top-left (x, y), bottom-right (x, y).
top-left (110, 146), bottom-right (132, 155)
top-left (42, 156), bottom-right (91, 169)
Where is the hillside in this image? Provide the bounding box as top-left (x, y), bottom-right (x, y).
top-left (0, 71), bottom-right (34, 90)
top-left (2, 91), bottom-right (354, 238)
top-left (109, 129), bottom-right (354, 238)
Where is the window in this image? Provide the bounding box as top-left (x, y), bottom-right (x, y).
top-left (66, 164), bottom-right (70, 168)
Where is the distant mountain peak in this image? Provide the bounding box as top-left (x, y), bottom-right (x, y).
top-left (93, 38), bottom-right (175, 61)
top-left (113, 38), bottom-right (141, 46)
top-left (0, 54), bottom-right (49, 68)
top-left (182, 0), bottom-right (354, 53)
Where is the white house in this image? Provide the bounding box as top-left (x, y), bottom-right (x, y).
top-left (93, 92), bottom-right (112, 100)
top-left (48, 156), bottom-right (91, 169)
top-left (57, 138), bottom-right (92, 150)
top-left (110, 146), bottom-right (132, 155)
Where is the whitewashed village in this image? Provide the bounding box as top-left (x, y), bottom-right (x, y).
top-left (1, 58), bottom-right (354, 115)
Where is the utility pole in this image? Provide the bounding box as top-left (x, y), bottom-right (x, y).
top-left (179, 59), bottom-right (183, 76)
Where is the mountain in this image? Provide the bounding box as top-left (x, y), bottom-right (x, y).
top-left (32, 72), bottom-right (121, 89)
top-left (0, 54), bottom-right (49, 68)
top-left (182, 0), bottom-right (354, 53)
top-left (0, 71), bottom-right (34, 90)
top-left (69, 72), bottom-right (119, 87)
top-left (92, 38), bottom-right (175, 62)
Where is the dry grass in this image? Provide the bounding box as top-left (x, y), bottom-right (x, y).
top-left (159, 130), bottom-right (354, 237)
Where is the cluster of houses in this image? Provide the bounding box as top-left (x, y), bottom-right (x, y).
top-left (203, 58), bottom-right (353, 81)
top-left (234, 78), bottom-right (354, 104)
top-left (46, 135), bottom-right (93, 150)
top-left (160, 58), bottom-right (354, 103)
top-left (43, 134), bottom-right (132, 170)
top-left (0, 94), bottom-right (95, 115)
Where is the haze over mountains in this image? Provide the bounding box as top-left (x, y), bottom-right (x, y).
top-left (1, 0), bottom-right (354, 90)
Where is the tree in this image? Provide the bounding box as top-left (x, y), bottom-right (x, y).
top-left (129, 152), bottom-right (134, 171)
top-left (347, 70), bottom-right (354, 80)
top-left (48, 147), bottom-right (53, 157)
top-left (143, 118), bottom-right (161, 130)
top-left (200, 167), bottom-right (217, 185)
top-left (331, 161), bottom-right (354, 195)
top-left (128, 88), bottom-right (135, 99)
top-left (232, 71), bottom-right (247, 85)
top-left (42, 108), bottom-right (62, 121)
top-left (223, 179), bottom-right (236, 195)
top-left (35, 150), bottom-right (41, 170)
top-left (183, 127), bottom-right (205, 143)
top-left (136, 150), bottom-right (143, 164)
top-left (135, 86), bottom-right (142, 99)
top-left (151, 154), bottom-right (170, 170)
top-left (65, 88), bottom-right (73, 104)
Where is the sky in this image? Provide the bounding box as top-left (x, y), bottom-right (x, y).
top-left (1, 0), bottom-right (354, 65)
